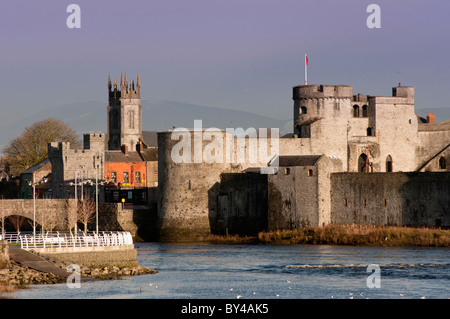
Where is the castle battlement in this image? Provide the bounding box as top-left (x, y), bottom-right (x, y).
top-left (293, 84), bottom-right (353, 100)
top-left (83, 133), bottom-right (106, 151)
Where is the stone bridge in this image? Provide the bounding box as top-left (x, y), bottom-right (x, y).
top-left (0, 199), bottom-right (76, 231)
top-left (0, 199), bottom-right (147, 236)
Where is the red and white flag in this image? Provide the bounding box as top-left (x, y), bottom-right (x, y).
top-left (305, 55), bottom-right (308, 66)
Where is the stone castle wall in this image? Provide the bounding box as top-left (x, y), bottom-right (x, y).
top-left (330, 172), bottom-right (450, 227)
top-left (157, 130), bottom-right (278, 240)
top-left (48, 134), bottom-right (105, 200)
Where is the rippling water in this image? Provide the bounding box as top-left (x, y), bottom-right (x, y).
top-left (10, 242), bottom-right (450, 299)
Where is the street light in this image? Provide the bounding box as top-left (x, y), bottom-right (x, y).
top-left (68, 171), bottom-right (81, 235)
top-left (79, 165), bottom-right (85, 201)
top-left (28, 172), bottom-right (48, 236)
top-left (96, 170), bottom-right (99, 233)
top-left (32, 172), bottom-right (36, 235)
top-left (83, 169), bottom-right (108, 234)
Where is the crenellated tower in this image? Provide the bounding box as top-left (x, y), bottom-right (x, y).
top-left (107, 73), bottom-right (142, 151)
top-left (292, 84), bottom-right (354, 171)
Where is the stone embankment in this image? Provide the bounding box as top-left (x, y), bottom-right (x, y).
top-left (0, 246), bottom-right (157, 291)
top-left (41, 253), bottom-right (157, 280)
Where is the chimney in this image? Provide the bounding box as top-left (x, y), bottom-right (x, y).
top-left (426, 113), bottom-right (436, 124)
top-left (122, 144), bottom-right (128, 155)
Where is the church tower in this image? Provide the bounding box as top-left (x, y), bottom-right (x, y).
top-left (107, 73), bottom-right (142, 151)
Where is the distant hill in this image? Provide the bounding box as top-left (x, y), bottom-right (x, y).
top-left (0, 100), bottom-right (291, 152)
top-left (2, 100), bottom-right (446, 154)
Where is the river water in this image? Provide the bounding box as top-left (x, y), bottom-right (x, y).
top-left (10, 242), bottom-right (450, 300)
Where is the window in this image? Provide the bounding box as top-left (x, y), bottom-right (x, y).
top-left (123, 172), bottom-right (129, 183)
top-left (362, 105), bottom-right (368, 117)
top-left (439, 156), bottom-right (447, 170)
top-left (111, 172), bottom-right (117, 183)
top-left (300, 106), bottom-right (307, 114)
top-left (344, 199), bottom-right (348, 207)
top-left (285, 167), bottom-right (291, 175)
top-left (308, 169), bottom-right (314, 176)
top-left (367, 127), bottom-right (373, 136)
top-left (386, 155), bottom-right (393, 172)
top-left (353, 105), bottom-right (360, 117)
top-left (135, 172), bottom-right (141, 184)
top-left (358, 153), bottom-right (369, 172)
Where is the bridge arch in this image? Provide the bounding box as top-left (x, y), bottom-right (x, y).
top-left (1, 214), bottom-right (36, 233)
top-left (0, 199), bottom-right (76, 232)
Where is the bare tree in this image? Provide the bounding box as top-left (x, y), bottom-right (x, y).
top-left (65, 199), bottom-right (78, 235)
top-left (2, 118), bottom-right (81, 176)
top-left (45, 207), bottom-right (59, 234)
top-left (77, 197), bottom-right (96, 234)
top-left (8, 215), bottom-right (26, 236)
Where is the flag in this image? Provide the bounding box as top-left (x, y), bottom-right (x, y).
top-left (305, 55), bottom-right (308, 66)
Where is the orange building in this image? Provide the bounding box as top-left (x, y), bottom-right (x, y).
top-left (104, 146), bottom-right (148, 204)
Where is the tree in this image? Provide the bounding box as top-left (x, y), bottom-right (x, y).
top-left (2, 118), bottom-right (81, 176)
top-left (77, 197), bottom-right (96, 234)
top-left (8, 215), bottom-right (26, 236)
top-left (65, 199), bottom-right (78, 235)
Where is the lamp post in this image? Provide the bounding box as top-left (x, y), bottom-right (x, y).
top-left (29, 172), bottom-right (48, 236)
top-left (32, 171), bottom-right (36, 235)
top-left (96, 170), bottom-right (99, 233)
top-left (75, 171), bottom-right (78, 202)
top-left (83, 168), bottom-right (106, 234)
top-left (68, 171), bottom-right (79, 235)
top-left (80, 166), bottom-right (85, 201)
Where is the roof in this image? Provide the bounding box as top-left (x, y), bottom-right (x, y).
top-left (418, 119), bottom-right (450, 132)
top-left (141, 131), bottom-right (160, 147)
top-left (241, 155), bottom-right (322, 173)
top-left (22, 159), bottom-right (51, 174)
top-left (139, 147), bottom-right (158, 161)
top-left (105, 151), bottom-right (143, 163)
top-left (278, 155), bottom-right (322, 167)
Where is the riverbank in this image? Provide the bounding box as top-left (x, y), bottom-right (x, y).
top-left (205, 225), bottom-right (450, 247)
top-left (0, 250), bottom-right (157, 296)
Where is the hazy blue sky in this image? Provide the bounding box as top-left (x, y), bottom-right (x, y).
top-left (1, 0), bottom-right (449, 127)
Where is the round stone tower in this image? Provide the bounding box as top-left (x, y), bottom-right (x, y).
top-left (156, 130), bottom-right (238, 241)
top-left (292, 84), bottom-right (354, 170)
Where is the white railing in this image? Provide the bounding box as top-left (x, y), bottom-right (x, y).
top-left (17, 231), bottom-right (133, 249)
top-left (1, 232), bottom-right (33, 244)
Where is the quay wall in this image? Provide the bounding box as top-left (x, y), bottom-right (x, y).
top-left (32, 245), bottom-right (138, 267)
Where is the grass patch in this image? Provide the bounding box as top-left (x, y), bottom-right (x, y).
top-left (203, 225), bottom-right (450, 247)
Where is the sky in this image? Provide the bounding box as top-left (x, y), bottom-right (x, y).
top-left (0, 0), bottom-right (449, 129)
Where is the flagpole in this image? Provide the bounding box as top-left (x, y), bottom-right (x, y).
top-left (304, 53), bottom-right (308, 85)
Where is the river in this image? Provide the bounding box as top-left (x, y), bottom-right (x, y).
top-left (9, 242), bottom-right (450, 300)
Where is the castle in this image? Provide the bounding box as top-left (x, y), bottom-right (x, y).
top-left (48, 76), bottom-right (449, 240)
top-left (157, 83), bottom-right (450, 239)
